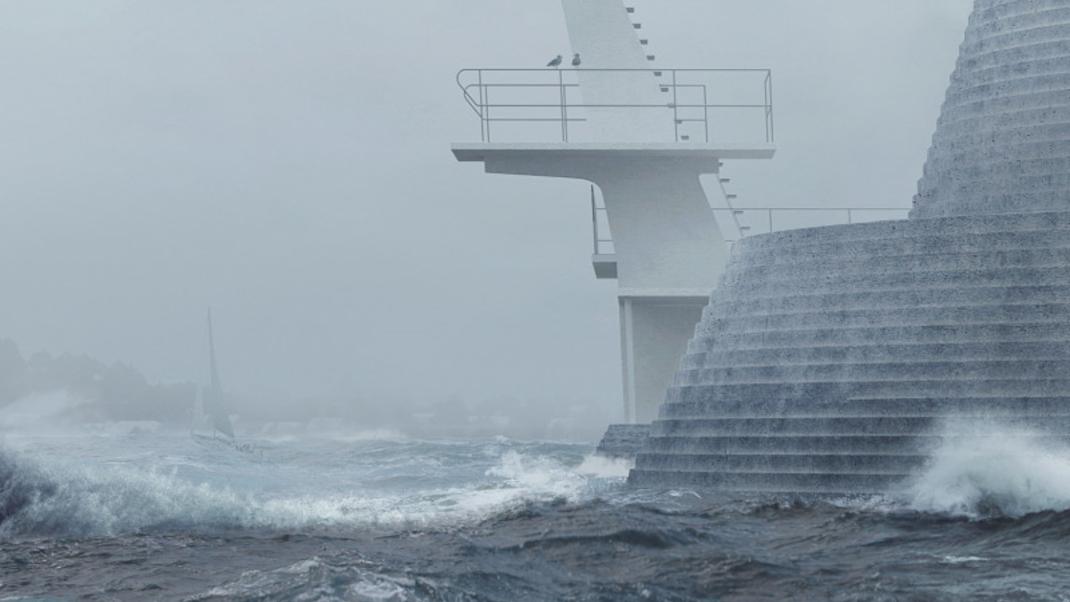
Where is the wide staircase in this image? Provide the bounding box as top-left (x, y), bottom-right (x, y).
top-left (629, 210), bottom-right (1070, 492)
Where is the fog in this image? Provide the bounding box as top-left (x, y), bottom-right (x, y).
top-left (0, 1), bottom-right (971, 438)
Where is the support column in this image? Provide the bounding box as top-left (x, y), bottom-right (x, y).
top-left (461, 147), bottom-right (734, 423)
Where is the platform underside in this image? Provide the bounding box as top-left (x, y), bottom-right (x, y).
top-left (451, 142), bottom-right (776, 163)
top-left (630, 210), bottom-right (1070, 493)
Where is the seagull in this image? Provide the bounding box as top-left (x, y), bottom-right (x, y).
top-left (572, 53), bottom-right (582, 67)
top-left (547, 54), bottom-right (563, 68)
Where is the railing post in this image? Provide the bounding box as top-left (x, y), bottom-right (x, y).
top-left (672, 70), bottom-right (679, 142)
top-left (591, 186), bottom-right (599, 254)
top-left (703, 84), bottom-right (709, 144)
top-left (767, 70), bottom-right (775, 143)
top-left (559, 70), bottom-right (567, 143)
top-left (768, 209), bottom-right (774, 233)
top-left (479, 70), bottom-right (487, 143)
top-left (847, 209), bottom-right (853, 225)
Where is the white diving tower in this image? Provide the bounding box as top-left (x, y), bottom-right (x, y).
top-left (453, 0), bottom-right (776, 423)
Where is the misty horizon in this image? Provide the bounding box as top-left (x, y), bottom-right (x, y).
top-left (0, 0), bottom-right (971, 419)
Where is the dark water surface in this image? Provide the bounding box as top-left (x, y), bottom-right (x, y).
top-left (4, 428), bottom-right (1070, 601)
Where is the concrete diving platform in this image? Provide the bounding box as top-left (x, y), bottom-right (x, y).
top-left (452, 143), bottom-right (776, 164)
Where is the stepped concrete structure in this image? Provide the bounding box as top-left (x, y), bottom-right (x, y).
top-left (630, 0), bottom-right (1070, 493)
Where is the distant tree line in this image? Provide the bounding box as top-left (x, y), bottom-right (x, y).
top-left (0, 338), bottom-right (195, 424)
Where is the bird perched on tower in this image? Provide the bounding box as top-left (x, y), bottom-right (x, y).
top-left (572, 53), bottom-right (582, 67)
top-left (547, 55), bottom-right (563, 68)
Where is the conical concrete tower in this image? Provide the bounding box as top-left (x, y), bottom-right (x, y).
top-left (915, 0), bottom-right (1070, 218)
top-left (631, 0), bottom-right (1070, 493)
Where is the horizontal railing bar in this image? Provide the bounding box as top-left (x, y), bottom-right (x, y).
top-left (466, 83), bottom-right (582, 88)
top-left (459, 68), bottom-right (772, 73)
top-left (485, 118), bottom-right (588, 122)
top-left (473, 103), bottom-right (771, 109)
top-left (712, 208), bottom-right (909, 211)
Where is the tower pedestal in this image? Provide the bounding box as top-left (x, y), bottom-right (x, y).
top-left (454, 144), bottom-right (773, 423)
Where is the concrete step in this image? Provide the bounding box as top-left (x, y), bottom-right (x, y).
top-left (938, 105), bottom-right (1070, 142)
top-left (928, 138), bottom-right (1070, 166)
top-left (912, 192), bottom-right (1070, 219)
top-left (944, 38), bottom-right (1070, 72)
top-left (959, 21), bottom-right (1070, 54)
top-left (665, 379), bottom-right (1070, 405)
top-left (719, 252), bottom-right (1070, 284)
top-left (719, 266), bottom-right (1070, 301)
top-left (674, 359), bottom-right (1070, 386)
top-left (638, 433), bottom-right (1070, 455)
top-left (939, 86), bottom-right (1070, 128)
top-left (684, 340), bottom-right (1070, 369)
top-left (967, 4), bottom-right (1070, 33)
top-left (931, 122), bottom-right (1070, 154)
top-left (945, 55), bottom-right (1070, 90)
top-left (946, 72), bottom-right (1070, 109)
top-left (734, 229), bottom-right (1070, 266)
top-left (633, 452), bottom-right (928, 474)
top-left (658, 396), bottom-right (1070, 419)
top-left (626, 468), bottom-right (911, 493)
top-left (708, 285), bottom-right (1070, 319)
top-left (686, 322), bottom-right (1070, 354)
top-left (594, 424), bottom-right (650, 459)
top-left (650, 415), bottom-right (1070, 437)
top-left (703, 302), bottom-right (1070, 334)
top-left (733, 210), bottom-right (1070, 252)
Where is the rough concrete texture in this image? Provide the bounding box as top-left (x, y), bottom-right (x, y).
top-left (595, 424), bottom-right (651, 459)
top-left (630, 0), bottom-right (1070, 493)
top-left (914, 0), bottom-right (1070, 218)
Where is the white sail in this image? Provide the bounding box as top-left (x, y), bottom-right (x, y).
top-left (200, 309), bottom-right (235, 439)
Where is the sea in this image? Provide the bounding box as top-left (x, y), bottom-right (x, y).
top-left (5, 422), bottom-right (1070, 601)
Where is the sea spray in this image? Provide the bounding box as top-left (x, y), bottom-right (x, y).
top-left (0, 436), bottom-right (617, 538)
top-left (904, 420), bottom-right (1070, 518)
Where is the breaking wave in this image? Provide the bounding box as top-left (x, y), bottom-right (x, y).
top-left (903, 423), bottom-right (1070, 519)
top-left (0, 442), bottom-right (624, 538)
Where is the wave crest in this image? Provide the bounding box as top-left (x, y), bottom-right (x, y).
top-left (904, 424), bottom-right (1070, 519)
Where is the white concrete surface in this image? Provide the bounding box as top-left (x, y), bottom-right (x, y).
top-left (452, 0), bottom-right (775, 424)
top-left (560, 0), bottom-right (667, 142)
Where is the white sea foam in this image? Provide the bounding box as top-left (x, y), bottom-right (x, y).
top-left (575, 454), bottom-right (633, 479)
top-left (0, 438), bottom-right (614, 537)
top-left (903, 421), bottom-right (1070, 518)
top-left (188, 557), bottom-right (416, 601)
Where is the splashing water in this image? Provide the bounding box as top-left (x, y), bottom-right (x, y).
top-left (904, 422), bottom-right (1070, 518)
top-left (0, 434), bottom-right (627, 538)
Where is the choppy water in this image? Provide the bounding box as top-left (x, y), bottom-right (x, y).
top-left (5, 427), bottom-right (1070, 600)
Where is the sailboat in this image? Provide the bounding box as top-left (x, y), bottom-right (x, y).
top-left (191, 310), bottom-right (249, 450)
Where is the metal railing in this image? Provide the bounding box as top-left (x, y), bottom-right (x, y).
top-left (714, 207), bottom-right (911, 236)
top-left (589, 198), bottom-right (909, 258)
top-left (457, 68), bottom-right (774, 144)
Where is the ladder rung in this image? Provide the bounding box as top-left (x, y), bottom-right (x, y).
top-left (726, 194), bottom-right (738, 199)
top-left (739, 226), bottom-right (752, 231)
top-left (733, 210), bottom-right (745, 215)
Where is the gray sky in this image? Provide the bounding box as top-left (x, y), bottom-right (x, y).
top-left (0, 1), bottom-right (972, 415)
